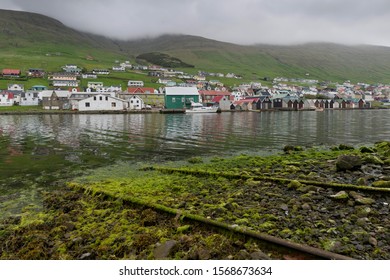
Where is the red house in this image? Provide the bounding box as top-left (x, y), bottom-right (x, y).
top-left (2, 69), bottom-right (21, 77)
top-left (127, 87), bottom-right (156, 94)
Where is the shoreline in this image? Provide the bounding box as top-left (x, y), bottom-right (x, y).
top-left (1, 142), bottom-right (389, 260)
top-left (0, 107), bottom-right (388, 115)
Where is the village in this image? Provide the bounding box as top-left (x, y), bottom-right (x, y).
top-left (1, 62), bottom-right (390, 112)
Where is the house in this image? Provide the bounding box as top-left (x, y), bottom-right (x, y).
top-left (128, 81), bottom-right (144, 87)
top-left (20, 92), bottom-right (39, 106)
top-left (62, 65), bottom-right (82, 74)
top-left (232, 99), bottom-right (251, 111)
top-left (199, 90), bottom-right (232, 103)
top-left (31, 85), bottom-right (47, 91)
top-left (69, 92), bottom-right (96, 110)
top-left (8, 84), bottom-right (24, 91)
top-left (49, 73), bottom-right (79, 87)
top-left (212, 96), bottom-right (231, 111)
top-left (88, 81), bottom-right (104, 90)
top-left (2, 69), bottom-right (21, 77)
top-left (0, 92), bottom-right (14, 106)
top-left (128, 95), bottom-right (145, 110)
top-left (96, 85), bottom-right (122, 93)
top-left (164, 87), bottom-right (200, 109)
top-left (77, 94), bottom-right (128, 111)
top-left (258, 96), bottom-right (273, 110)
top-left (41, 90), bottom-right (70, 110)
top-left (92, 69), bottom-right (110, 75)
top-left (28, 68), bottom-right (45, 78)
top-left (112, 66), bottom-right (125, 72)
top-left (120, 88), bottom-right (164, 108)
top-left (82, 73), bottom-right (98, 79)
top-left (127, 87), bottom-right (157, 94)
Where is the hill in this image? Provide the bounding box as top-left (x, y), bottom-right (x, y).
top-left (2, 9), bottom-right (390, 84)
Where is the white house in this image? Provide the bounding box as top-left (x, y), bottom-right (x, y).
top-left (82, 73), bottom-right (98, 79)
top-left (20, 91), bottom-right (39, 106)
top-left (52, 80), bottom-right (79, 87)
top-left (0, 92), bottom-right (14, 106)
top-left (112, 66), bottom-right (125, 71)
top-left (96, 85), bottom-right (122, 93)
top-left (128, 95), bottom-right (145, 110)
top-left (128, 80), bottom-right (144, 87)
top-left (77, 94), bottom-right (128, 111)
top-left (88, 81), bottom-right (104, 90)
top-left (8, 84), bottom-right (24, 91)
top-left (92, 69), bottom-right (110, 75)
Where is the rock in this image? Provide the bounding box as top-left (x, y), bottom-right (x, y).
top-left (336, 155), bottom-right (362, 171)
top-left (363, 155), bottom-right (384, 165)
top-left (198, 249), bottom-right (211, 260)
top-left (79, 252), bottom-right (93, 260)
top-left (360, 146), bottom-right (375, 153)
top-left (153, 240), bottom-right (177, 259)
top-left (237, 250), bottom-right (251, 259)
top-left (368, 236), bottom-right (378, 247)
top-left (350, 191), bottom-right (375, 205)
top-left (330, 191), bottom-right (349, 200)
top-left (356, 197), bottom-right (375, 205)
top-left (301, 203), bottom-right (311, 211)
top-left (280, 204), bottom-right (289, 211)
top-left (250, 250), bottom-right (271, 260)
top-left (288, 180), bottom-right (302, 189)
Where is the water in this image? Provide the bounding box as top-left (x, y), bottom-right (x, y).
top-left (1, 110), bottom-right (390, 215)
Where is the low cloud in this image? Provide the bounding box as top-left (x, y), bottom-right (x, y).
top-left (2, 0), bottom-right (390, 46)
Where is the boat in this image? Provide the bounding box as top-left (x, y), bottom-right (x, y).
top-left (185, 102), bottom-right (220, 113)
top-left (315, 107), bottom-right (324, 112)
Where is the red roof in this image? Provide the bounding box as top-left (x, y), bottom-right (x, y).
top-left (212, 95), bottom-right (234, 102)
top-left (128, 87), bottom-right (155, 94)
top-left (2, 69), bottom-right (21, 75)
top-left (2, 92), bottom-right (14, 98)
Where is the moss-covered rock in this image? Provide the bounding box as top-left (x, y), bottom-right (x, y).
top-left (336, 155), bottom-right (362, 171)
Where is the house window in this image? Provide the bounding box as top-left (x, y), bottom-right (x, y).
top-left (105, 96), bottom-right (108, 101)
top-left (85, 102), bottom-right (90, 107)
top-left (99, 96), bottom-right (103, 101)
top-left (136, 100), bottom-right (139, 103)
top-left (94, 96), bottom-right (96, 100)
top-left (131, 100), bottom-right (133, 104)
top-left (111, 102), bottom-right (116, 107)
top-left (172, 98), bottom-right (176, 103)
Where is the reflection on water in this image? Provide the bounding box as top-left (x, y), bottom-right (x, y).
top-left (1, 110), bottom-right (390, 164)
top-left (1, 110), bottom-right (390, 215)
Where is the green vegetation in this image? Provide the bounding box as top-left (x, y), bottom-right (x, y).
top-left (2, 142), bottom-right (389, 259)
top-left (136, 52), bottom-right (194, 68)
top-left (2, 10), bottom-right (390, 85)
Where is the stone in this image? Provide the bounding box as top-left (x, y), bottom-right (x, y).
top-left (301, 203), bottom-right (311, 211)
top-left (368, 236), bottom-right (378, 247)
top-left (350, 191), bottom-right (375, 205)
top-left (153, 240), bottom-right (177, 259)
top-left (250, 250), bottom-right (271, 260)
top-left (330, 191), bottom-right (349, 200)
top-left (336, 155), bottom-right (362, 171)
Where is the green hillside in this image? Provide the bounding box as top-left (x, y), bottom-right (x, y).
top-left (2, 9), bottom-right (390, 84)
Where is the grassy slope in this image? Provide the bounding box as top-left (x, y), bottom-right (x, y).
top-left (2, 10), bottom-right (390, 85)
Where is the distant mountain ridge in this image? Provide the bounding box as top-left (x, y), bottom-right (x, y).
top-left (2, 9), bottom-right (390, 83)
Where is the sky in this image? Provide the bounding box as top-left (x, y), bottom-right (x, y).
top-left (2, 0), bottom-right (390, 47)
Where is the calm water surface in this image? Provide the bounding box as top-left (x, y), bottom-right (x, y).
top-left (1, 110), bottom-right (390, 215)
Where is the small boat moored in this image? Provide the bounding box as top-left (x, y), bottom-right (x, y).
top-left (185, 102), bottom-right (220, 113)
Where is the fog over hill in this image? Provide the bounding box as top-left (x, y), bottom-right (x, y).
top-left (2, 9), bottom-right (390, 83)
